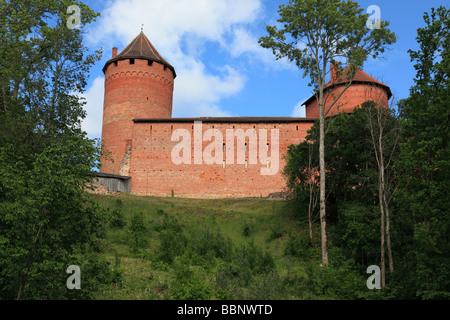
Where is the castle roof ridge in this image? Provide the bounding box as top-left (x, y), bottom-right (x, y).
top-left (133, 116), bottom-right (317, 123)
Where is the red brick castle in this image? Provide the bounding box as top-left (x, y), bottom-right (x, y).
top-left (98, 32), bottom-right (391, 198)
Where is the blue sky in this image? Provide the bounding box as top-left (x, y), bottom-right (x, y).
top-left (80, 0), bottom-right (448, 140)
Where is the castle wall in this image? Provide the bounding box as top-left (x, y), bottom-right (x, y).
top-left (128, 120), bottom-right (313, 198)
top-left (100, 58), bottom-right (174, 175)
top-left (305, 83), bottom-right (389, 118)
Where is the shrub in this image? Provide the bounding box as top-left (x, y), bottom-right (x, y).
top-left (284, 233), bottom-right (311, 257)
top-left (243, 224), bottom-right (251, 237)
top-left (170, 276), bottom-right (212, 300)
top-left (110, 208), bottom-right (126, 229)
top-left (157, 230), bottom-right (187, 264)
top-left (129, 212), bottom-right (147, 253)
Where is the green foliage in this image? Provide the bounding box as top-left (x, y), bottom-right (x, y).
top-left (334, 202), bottom-right (380, 268)
top-left (109, 208), bottom-right (127, 229)
top-left (0, 0), bottom-right (109, 299)
top-left (259, 0), bottom-right (396, 90)
top-left (284, 106), bottom-right (398, 221)
top-left (156, 215), bottom-right (186, 264)
top-left (128, 212), bottom-right (148, 254)
top-left (394, 6), bottom-right (450, 299)
top-left (284, 233), bottom-right (312, 258)
top-left (0, 134), bottom-right (110, 299)
top-left (242, 224), bottom-right (251, 237)
top-left (170, 266), bottom-right (213, 300)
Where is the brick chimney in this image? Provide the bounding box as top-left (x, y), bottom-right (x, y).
top-left (112, 47), bottom-right (118, 58)
top-left (330, 62), bottom-right (339, 82)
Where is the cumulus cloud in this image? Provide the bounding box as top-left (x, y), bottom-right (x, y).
top-left (81, 0), bottom-right (268, 132)
top-left (228, 27), bottom-right (293, 70)
top-left (80, 77), bottom-right (104, 139)
top-left (291, 99), bottom-right (307, 118)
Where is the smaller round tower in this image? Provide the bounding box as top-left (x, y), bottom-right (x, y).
top-left (303, 64), bottom-right (392, 118)
top-left (100, 31), bottom-right (176, 175)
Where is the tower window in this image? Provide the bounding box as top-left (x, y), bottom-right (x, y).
top-left (114, 61), bottom-right (118, 67)
top-left (296, 126), bottom-right (298, 131)
top-left (245, 143), bottom-right (247, 152)
top-left (130, 58), bottom-right (135, 64)
top-left (223, 160), bottom-right (226, 169)
top-left (245, 160), bottom-right (248, 169)
top-left (223, 143), bottom-right (225, 152)
top-left (267, 143), bottom-right (269, 152)
top-left (148, 60), bottom-right (153, 66)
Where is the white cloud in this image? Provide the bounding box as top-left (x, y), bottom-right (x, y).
top-left (228, 27), bottom-right (294, 70)
top-left (80, 76), bottom-right (104, 139)
top-left (81, 0), bottom-right (265, 131)
top-left (291, 99), bottom-right (307, 118)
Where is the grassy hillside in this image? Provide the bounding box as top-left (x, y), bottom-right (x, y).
top-left (89, 194), bottom-right (371, 300)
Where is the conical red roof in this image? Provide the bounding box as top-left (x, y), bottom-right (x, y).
top-left (103, 32), bottom-right (176, 77)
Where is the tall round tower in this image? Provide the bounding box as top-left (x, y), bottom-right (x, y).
top-left (100, 31), bottom-right (176, 175)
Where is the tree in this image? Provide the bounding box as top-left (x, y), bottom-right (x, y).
top-left (283, 139), bottom-right (319, 244)
top-left (363, 95), bottom-right (400, 287)
top-left (259, 0), bottom-right (396, 266)
top-left (284, 103), bottom-right (401, 279)
top-left (395, 6), bottom-right (450, 299)
top-left (0, 0), bottom-right (109, 299)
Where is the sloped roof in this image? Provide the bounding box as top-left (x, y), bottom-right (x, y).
top-left (102, 32), bottom-right (176, 77)
top-left (302, 66), bottom-right (392, 106)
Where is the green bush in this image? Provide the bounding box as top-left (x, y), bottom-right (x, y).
top-left (334, 202), bottom-right (379, 267)
top-left (129, 212), bottom-right (148, 253)
top-left (284, 233), bottom-right (311, 257)
top-left (243, 224), bottom-right (250, 237)
top-left (110, 208), bottom-right (126, 229)
top-left (157, 230), bottom-right (187, 264)
top-left (170, 276), bottom-right (213, 300)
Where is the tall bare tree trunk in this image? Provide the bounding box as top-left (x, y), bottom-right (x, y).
top-left (307, 143), bottom-right (318, 245)
top-left (376, 102), bottom-right (394, 276)
top-left (384, 192), bottom-right (394, 274)
top-left (319, 93), bottom-right (328, 267)
top-left (379, 175), bottom-right (386, 288)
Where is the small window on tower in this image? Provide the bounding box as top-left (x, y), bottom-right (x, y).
top-left (148, 60), bottom-right (153, 66)
top-left (130, 58), bottom-right (135, 64)
top-left (114, 61), bottom-right (118, 67)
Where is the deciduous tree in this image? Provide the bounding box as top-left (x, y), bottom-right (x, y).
top-left (259, 0), bottom-right (396, 266)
